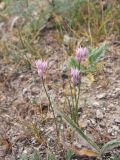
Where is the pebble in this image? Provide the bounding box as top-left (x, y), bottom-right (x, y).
top-left (30, 85), bottom-right (40, 95)
top-left (88, 119), bottom-right (96, 125)
top-left (22, 149), bottom-right (27, 154)
top-left (112, 125), bottom-right (119, 131)
top-left (111, 87), bottom-right (120, 98)
top-left (63, 35), bottom-right (71, 45)
top-left (96, 93), bottom-right (106, 99)
top-left (114, 87), bottom-right (120, 93)
top-left (108, 128), bottom-right (118, 136)
top-left (63, 34), bottom-right (77, 46)
top-left (100, 122), bottom-right (106, 128)
top-left (22, 87), bottom-right (31, 101)
top-left (92, 101), bottom-right (100, 107)
top-left (40, 128), bottom-right (44, 132)
top-left (96, 110), bottom-right (104, 119)
top-left (114, 118), bottom-right (120, 125)
top-left (79, 121), bottom-right (87, 129)
top-left (86, 98), bottom-right (100, 107)
top-left (108, 128), bottom-right (112, 134)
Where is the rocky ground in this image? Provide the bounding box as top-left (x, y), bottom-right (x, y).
top-left (0, 1), bottom-right (120, 160)
top-left (0, 28), bottom-right (120, 159)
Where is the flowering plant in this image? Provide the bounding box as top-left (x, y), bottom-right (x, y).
top-left (66, 46), bottom-right (88, 124)
top-left (35, 59), bottom-right (59, 136)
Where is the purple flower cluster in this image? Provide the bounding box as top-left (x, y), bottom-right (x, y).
top-left (71, 68), bottom-right (80, 85)
top-left (35, 59), bottom-right (47, 78)
top-left (71, 46), bottom-right (88, 85)
top-left (75, 46), bottom-right (88, 64)
top-left (35, 46), bottom-right (88, 86)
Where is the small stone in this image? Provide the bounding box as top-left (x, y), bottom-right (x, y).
top-left (114, 118), bottom-right (120, 125)
top-left (22, 148), bottom-right (33, 158)
top-left (108, 128), bottom-right (118, 136)
top-left (92, 101), bottom-right (100, 107)
top-left (79, 121), bottom-right (87, 129)
top-left (82, 115), bottom-right (87, 119)
top-left (96, 93), bottom-right (106, 99)
top-left (40, 128), bottom-right (44, 132)
top-left (86, 99), bottom-right (100, 107)
top-left (111, 88), bottom-right (120, 98)
top-left (112, 131), bottom-right (117, 136)
top-left (30, 85), bottom-right (40, 95)
top-left (73, 141), bottom-right (82, 148)
top-left (108, 128), bottom-right (112, 134)
top-left (22, 87), bottom-right (30, 101)
top-left (112, 125), bottom-right (119, 131)
top-left (114, 87), bottom-right (120, 93)
top-left (63, 34), bottom-right (77, 46)
top-left (89, 119), bottom-right (96, 125)
top-left (22, 149), bottom-right (27, 154)
top-left (63, 35), bottom-right (71, 45)
top-left (96, 110), bottom-right (104, 119)
top-left (99, 122), bottom-right (106, 128)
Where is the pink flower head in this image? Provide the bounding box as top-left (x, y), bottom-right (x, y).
top-left (35, 59), bottom-right (47, 78)
top-left (75, 46), bottom-right (88, 64)
top-left (71, 68), bottom-right (80, 85)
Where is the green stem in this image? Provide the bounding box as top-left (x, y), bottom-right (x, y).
top-left (74, 82), bottom-right (81, 124)
top-left (66, 96), bottom-right (73, 119)
top-left (42, 78), bottom-right (59, 137)
top-left (77, 82), bottom-right (81, 121)
top-left (74, 63), bottom-right (81, 124)
top-left (74, 86), bottom-right (77, 123)
top-left (69, 80), bottom-right (75, 120)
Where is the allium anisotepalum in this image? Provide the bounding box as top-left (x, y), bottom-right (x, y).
top-left (35, 59), bottom-right (59, 137)
top-left (69, 46), bottom-right (88, 124)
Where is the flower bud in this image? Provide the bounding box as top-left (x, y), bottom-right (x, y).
top-left (71, 68), bottom-right (80, 85)
top-left (75, 46), bottom-right (88, 64)
top-left (35, 59), bottom-right (47, 78)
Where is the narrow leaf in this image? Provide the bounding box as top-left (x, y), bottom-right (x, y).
top-left (100, 138), bottom-right (120, 155)
top-left (55, 109), bottom-right (100, 153)
top-left (112, 156), bottom-right (120, 160)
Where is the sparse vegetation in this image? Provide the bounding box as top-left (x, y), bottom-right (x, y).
top-left (0, 0), bottom-right (120, 160)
